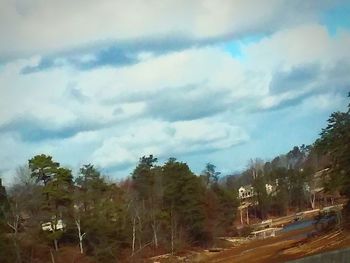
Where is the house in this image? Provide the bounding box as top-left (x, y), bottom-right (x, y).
top-left (239, 185), bottom-right (255, 199)
top-left (41, 219), bottom-right (65, 232)
top-left (265, 184), bottom-right (274, 195)
top-left (238, 183), bottom-right (274, 199)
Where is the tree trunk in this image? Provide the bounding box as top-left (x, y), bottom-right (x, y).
top-left (13, 217), bottom-right (21, 263)
top-left (52, 215), bottom-right (59, 251)
top-left (75, 219), bottom-right (84, 254)
top-left (310, 192), bottom-right (316, 209)
top-left (171, 223), bottom-right (174, 255)
top-left (137, 215), bottom-right (142, 250)
top-left (132, 217), bottom-right (136, 255)
top-left (170, 208), bottom-right (175, 255)
top-left (8, 206), bottom-right (21, 263)
top-left (50, 249), bottom-right (56, 263)
top-left (53, 239), bottom-right (58, 251)
top-left (152, 221), bottom-right (158, 249)
top-left (240, 208), bottom-right (243, 225)
top-left (246, 208), bottom-right (249, 225)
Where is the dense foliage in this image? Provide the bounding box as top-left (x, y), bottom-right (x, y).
top-left (315, 94), bottom-right (350, 212)
top-left (0, 94), bottom-right (348, 262)
top-left (0, 156), bottom-right (238, 262)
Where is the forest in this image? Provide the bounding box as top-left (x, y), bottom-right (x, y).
top-left (0, 94), bottom-right (349, 263)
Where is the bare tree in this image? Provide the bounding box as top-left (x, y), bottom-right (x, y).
top-left (75, 218), bottom-right (86, 254)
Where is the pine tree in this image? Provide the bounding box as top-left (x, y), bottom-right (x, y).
top-left (316, 94), bottom-right (350, 212)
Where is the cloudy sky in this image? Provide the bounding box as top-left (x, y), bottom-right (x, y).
top-left (1, 0), bottom-right (350, 184)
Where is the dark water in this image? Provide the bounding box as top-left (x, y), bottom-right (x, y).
top-left (282, 215), bottom-right (336, 233)
top-left (281, 219), bottom-right (315, 233)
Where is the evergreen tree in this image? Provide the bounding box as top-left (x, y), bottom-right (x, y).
top-left (28, 154), bottom-right (59, 185)
top-left (316, 94), bottom-right (350, 211)
top-left (0, 179), bottom-right (17, 263)
top-left (162, 159), bottom-right (206, 245)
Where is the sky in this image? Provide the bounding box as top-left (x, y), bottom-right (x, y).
top-left (1, 0), bottom-right (350, 184)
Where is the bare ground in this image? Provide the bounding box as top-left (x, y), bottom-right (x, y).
top-left (192, 227), bottom-right (350, 263)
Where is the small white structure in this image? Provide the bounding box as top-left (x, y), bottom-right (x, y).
top-left (265, 184), bottom-right (273, 195)
top-left (41, 219), bottom-right (65, 232)
top-left (239, 185), bottom-right (255, 199)
top-left (239, 184), bottom-right (274, 199)
top-left (249, 227), bottom-right (281, 239)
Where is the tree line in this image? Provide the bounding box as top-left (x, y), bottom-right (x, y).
top-left (0, 155), bottom-right (237, 262)
top-left (225, 93), bottom-right (350, 221)
top-left (0, 93), bottom-right (349, 262)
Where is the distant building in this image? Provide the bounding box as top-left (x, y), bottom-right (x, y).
top-left (41, 219), bottom-right (65, 232)
top-left (238, 183), bottom-right (274, 199)
top-left (265, 184), bottom-right (273, 195)
top-left (239, 185), bottom-right (255, 199)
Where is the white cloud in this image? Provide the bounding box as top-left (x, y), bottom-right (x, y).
top-left (0, 0), bottom-right (337, 57)
top-left (242, 24), bottom-right (350, 110)
top-left (0, 47), bottom-right (250, 129)
top-left (299, 92), bottom-right (348, 114)
top-left (0, 16), bottom-right (349, 180)
top-left (243, 24), bottom-right (350, 69)
top-left (91, 118), bottom-right (248, 169)
top-left (2, 21), bottom-right (349, 130)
